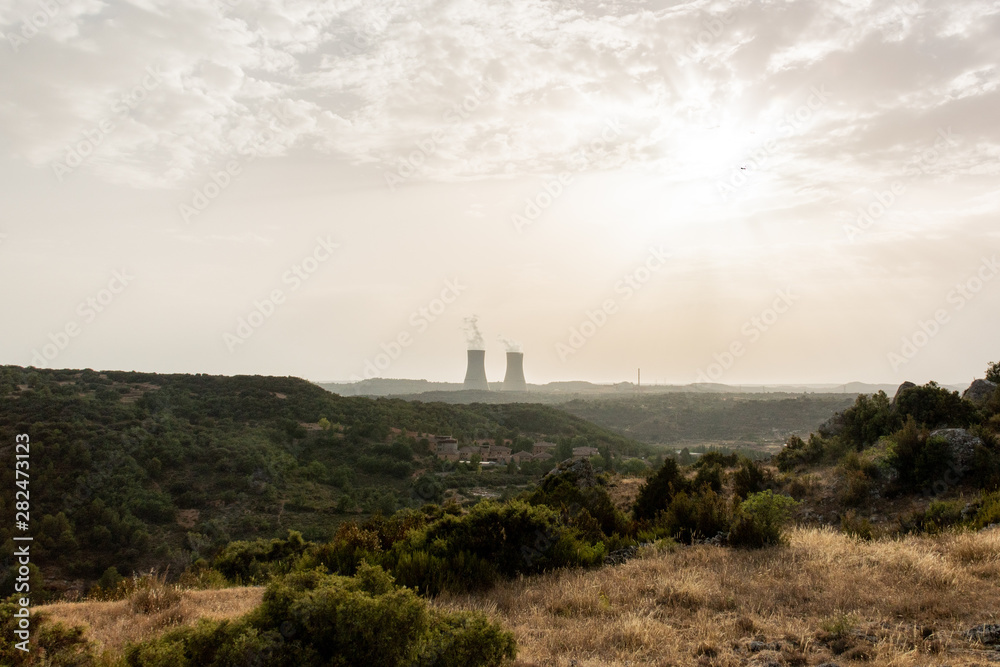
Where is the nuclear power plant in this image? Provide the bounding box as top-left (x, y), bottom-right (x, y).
top-left (502, 351), bottom-right (527, 392)
top-left (463, 349), bottom-right (490, 391)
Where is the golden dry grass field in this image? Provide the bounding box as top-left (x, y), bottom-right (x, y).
top-left (437, 526), bottom-right (1000, 667)
top-left (37, 586), bottom-right (264, 656)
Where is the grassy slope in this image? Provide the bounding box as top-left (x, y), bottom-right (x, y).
top-left (38, 587), bottom-right (264, 658)
top-left (439, 526), bottom-right (1000, 667)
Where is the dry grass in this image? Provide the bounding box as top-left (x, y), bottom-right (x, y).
top-left (36, 586), bottom-right (264, 655)
top-left (436, 526), bottom-right (1000, 666)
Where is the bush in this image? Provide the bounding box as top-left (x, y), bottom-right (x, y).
top-left (840, 511), bottom-right (875, 540)
top-left (0, 602), bottom-right (96, 666)
top-left (129, 572), bottom-right (182, 615)
top-left (213, 531), bottom-right (310, 584)
top-left (633, 459), bottom-right (689, 522)
top-left (841, 391), bottom-right (900, 449)
top-left (775, 434), bottom-right (825, 471)
top-left (657, 488), bottom-right (730, 543)
top-left (123, 564), bottom-right (516, 667)
top-left (970, 425), bottom-right (1000, 489)
top-left (692, 463), bottom-right (723, 493)
top-left (838, 469), bottom-right (873, 508)
top-left (693, 451), bottom-right (738, 469)
top-left (729, 490), bottom-right (798, 548)
top-left (525, 472), bottom-right (628, 538)
top-left (887, 417), bottom-right (953, 488)
top-left (987, 361), bottom-right (1000, 384)
top-left (732, 458), bottom-right (771, 500)
top-left (392, 500), bottom-right (604, 593)
top-left (895, 382), bottom-right (978, 429)
top-left (970, 490), bottom-right (1000, 529)
top-left (618, 458), bottom-right (649, 475)
top-left (899, 500), bottom-right (964, 534)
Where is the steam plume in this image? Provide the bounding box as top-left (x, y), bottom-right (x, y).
top-left (498, 335), bottom-right (522, 353)
top-left (463, 315), bottom-right (485, 350)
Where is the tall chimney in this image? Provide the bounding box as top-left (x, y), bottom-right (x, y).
top-left (463, 349), bottom-right (489, 391)
top-left (502, 351), bottom-right (527, 392)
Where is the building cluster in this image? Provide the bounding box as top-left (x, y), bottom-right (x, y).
top-left (430, 435), bottom-right (599, 465)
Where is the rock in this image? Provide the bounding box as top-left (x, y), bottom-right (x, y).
top-left (818, 412), bottom-right (846, 437)
top-left (705, 531), bottom-right (729, 546)
top-left (541, 457), bottom-right (599, 490)
top-left (892, 381), bottom-right (917, 407)
top-left (603, 545), bottom-right (638, 566)
top-left (929, 428), bottom-right (982, 471)
top-left (963, 379), bottom-right (998, 407)
top-left (747, 640), bottom-right (781, 652)
top-left (966, 624), bottom-right (1000, 645)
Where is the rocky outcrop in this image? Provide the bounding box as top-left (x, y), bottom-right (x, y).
top-left (892, 381), bottom-right (917, 408)
top-left (963, 379), bottom-right (998, 407)
top-left (541, 457), bottom-right (599, 491)
top-left (928, 428), bottom-right (982, 471)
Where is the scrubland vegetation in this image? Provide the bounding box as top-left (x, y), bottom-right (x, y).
top-left (2, 364), bottom-right (999, 665)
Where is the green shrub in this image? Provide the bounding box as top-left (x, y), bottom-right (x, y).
top-left (0, 602), bottom-right (95, 666)
top-left (970, 426), bottom-right (1000, 490)
top-left (692, 451), bottom-right (738, 469)
top-left (841, 391), bottom-right (900, 450)
top-left (775, 434), bottom-right (825, 471)
top-left (213, 531), bottom-right (310, 584)
top-left (987, 361), bottom-right (1000, 384)
top-left (729, 490), bottom-right (798, 548)
top-left (899, 500), bottom-right (964, 534)
top-left (657, 488), bottom-right (730, 543)
top-left (633, 459), bottom-right (689, 522)
top-left (124, 564), bottom-right (516, 667)
top-left (838, 469), bottom-right (873, 508)
top-left (887, 417), bottom-right (953, 488)
top-left (840, 511), bottom-right (875, 540)
top-left (525, 464), bottom-right (629, 537)
top-left (895, 382), bottom-right (978, 429)
top-left (970, 490), bottom-right (1000, 529)
top-left (732, 458), bottom-right (771, 500)
top-left (618, 458), bottom-right (649, 475)
top-left (692, 463), bottom-right (724, 493)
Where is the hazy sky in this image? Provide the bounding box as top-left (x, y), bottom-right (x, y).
top-left (1, 0), bottom-right (998, 386)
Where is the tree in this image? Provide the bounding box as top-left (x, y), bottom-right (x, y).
top-left (554, 439), bottom-right (574, 462)
top-left (729, 490), bottom-right (799, 548)
top-left (987, 361), bottom-right (1000, 384)
top-left (633, 458), bottom-right (689, 522)
top-left (841, 391), bottom-right (900, 449)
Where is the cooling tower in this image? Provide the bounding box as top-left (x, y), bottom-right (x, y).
top-left (463, 349), bottom-right (490, 391)
top-left (502, 351), bottom-right (527, 392)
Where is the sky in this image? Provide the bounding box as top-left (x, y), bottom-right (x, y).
top-left (1, 0), bottom-right (998, 387)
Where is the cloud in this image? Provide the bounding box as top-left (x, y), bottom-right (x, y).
top-left (0, 0), bottom-right (997, 196)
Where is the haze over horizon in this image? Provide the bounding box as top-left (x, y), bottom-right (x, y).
top-left (2, 0), bottom-right (998, 387)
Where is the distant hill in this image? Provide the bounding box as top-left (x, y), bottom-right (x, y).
top-left (0, 366), bottom-right (647, 596)
top-left (320, 378), bottom-right (963, 398)
top-left (559, 393), bottom-right (858, 448)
